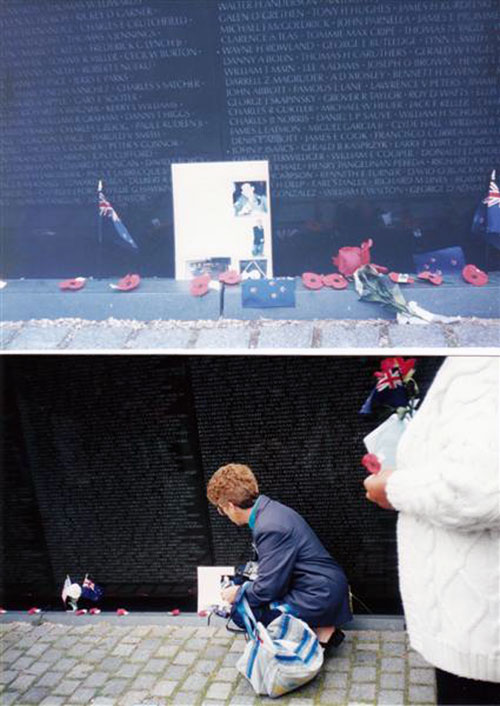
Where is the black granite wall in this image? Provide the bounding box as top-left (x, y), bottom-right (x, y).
top-left (2, 355), bottom-right (444, 613)
top-left (0, 0), bottom-right (497, 277)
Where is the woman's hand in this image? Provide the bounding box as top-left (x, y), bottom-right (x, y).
top-left (363, 469), bottom-right (395, 510)
top-left (221, 584), bottom-right (239, 604)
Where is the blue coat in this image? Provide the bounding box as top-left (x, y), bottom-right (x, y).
top-left (239, 495), bottom-right (352, 627)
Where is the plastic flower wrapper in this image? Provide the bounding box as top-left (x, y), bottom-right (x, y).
top-left (353, 264), bottom-right (460, 325)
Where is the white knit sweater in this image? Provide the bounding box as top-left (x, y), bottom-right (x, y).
top-left (386, 356), bottom-right (500, 682)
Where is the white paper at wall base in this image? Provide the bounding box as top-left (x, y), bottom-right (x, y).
top-left (197, 566), bottom-right (235, 613)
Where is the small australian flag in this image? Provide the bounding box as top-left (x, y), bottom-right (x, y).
top-left (81, 574), bottom-right (104, 602)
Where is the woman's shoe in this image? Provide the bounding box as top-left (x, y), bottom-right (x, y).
top-left (320, 629), bottom-right (345, 656)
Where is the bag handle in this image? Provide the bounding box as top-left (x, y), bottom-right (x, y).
top-left (235, 582), bottom-right (258, 639)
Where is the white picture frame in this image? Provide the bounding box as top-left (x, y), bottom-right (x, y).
top-left (172, 160), bottom-right (273, 280)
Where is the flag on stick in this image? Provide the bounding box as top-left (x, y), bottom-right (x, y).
top-left (472, 170), bottom-right (500, 248)
top-left (81, 574), bottom-right (104, 602)
top-left (98, 183), bottom-right (138, 251)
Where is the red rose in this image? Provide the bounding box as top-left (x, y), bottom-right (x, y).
top-left (219, 269), bottom-right (241, 285)
top-left (190, 274), bottom-right (210, 297)
top-left (462, 264), bottom-right (488, 286)
top-left (302, 272), bottom-right (324, 290)
top-left (332, 239), bottom-right (373, 276)
top-left (362, 454), bottom-right (382, 475)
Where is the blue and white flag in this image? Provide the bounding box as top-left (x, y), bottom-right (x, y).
top-left (99, 186), bottom-right (138, 251)
top-left (472, 170), bottom-right (500, 247)
top-left (81, 574), bottom-right (104, 602)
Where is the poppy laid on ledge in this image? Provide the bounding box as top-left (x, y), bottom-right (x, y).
top-left (59, 277), bottom-right (86, 291)
top-left (190, 274), bottom-right (210, 297)
top-left (389, 272), bottom-right (415, 284)
top-left (323, 273), bottom-right (348, 289)
top-left (219, 269), bottom-right (241, 285)
top-left (302, 272), bottom-right (324, 289)
top-left (110, 273), bottom-right (141, 291)
top-left (417, 271), bottom-right (443, 286)
top-left (361, 453), bottom-right (382, 475)
top-left (462, 264), bottom-right (488, 286)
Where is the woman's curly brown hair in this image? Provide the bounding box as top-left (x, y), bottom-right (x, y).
top-left (207, 463), bottom-right (259, 509)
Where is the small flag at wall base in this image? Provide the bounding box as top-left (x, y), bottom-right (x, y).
top-left (81, 574), bottom-right (104, 602)
top-left (99, 187), bottom-right (138, 251)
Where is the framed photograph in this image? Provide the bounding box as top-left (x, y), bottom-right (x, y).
top-left (239, 259), bottom-right (268, 279)
top-left (172, 161), bottom-right (273, 279)
top-left (233, 181), bottom-right (268, 217)
top-left (185, 257), bottom-right (231, 279)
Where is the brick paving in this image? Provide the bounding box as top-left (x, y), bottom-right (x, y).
top-left (1, 317), bottom-right (498, 351)
top-left (0, 620), bottom-right (437, 705)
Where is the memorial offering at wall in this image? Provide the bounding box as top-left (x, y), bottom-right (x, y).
top-left (0, 0), bottom-right (497, 277)
top-left (172, 160), bottom-right (273, 279)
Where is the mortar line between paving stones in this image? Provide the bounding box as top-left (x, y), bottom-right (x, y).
top-left (186, 328), bottom-right (200, 349)
top-left (442, 323), bottom-right (459, 347)
top-left (311, 324), bottom-right (322, 348)
top-left (56, 323), bottom-right (82, 349)
top-left (122, 327), bottom-right (141, 348)
top-left (0, 325), bottom-right (23, 349)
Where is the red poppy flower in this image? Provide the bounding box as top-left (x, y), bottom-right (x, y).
top-left (75, 609), bottom-right (87, 616)
top-left (116, 608), bottom-right (129, 616)
top-left (113, 273), bottom-right (141, 291)
top-left (362, 453), bottom-right (382, 475)
top-left (59, 277), bottom-right (86, 291)
top-left (322, 273), bottom-right (348, 289)
top-left (219, 269), bottom-right (241, 285)
top-left (0, 608), bottom-right (6, 614)
top-left (417, 271), bottom-right (442, 286)
top-left (89, 608), bottom-right (101, 615)
top-left (302, 272), bottom-right (324, 290)
top-left (389, 272), bottom-right (414, 284)
top-left (462, 264), bottom-right (488, 287)
top-left (198, 610), bottom-right (209, 617)
top-left (28, 607), bottom-right (41, 614)
top-left (169, 608), bottom-right (181, 616)
top-left (190, 274), bottom-right (210, 297)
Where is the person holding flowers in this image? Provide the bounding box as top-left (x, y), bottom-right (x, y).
top-left (363, 357), bottom-right (499, 705)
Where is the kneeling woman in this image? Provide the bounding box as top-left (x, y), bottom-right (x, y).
top-left (207, 463), bottom-right (352, 652)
